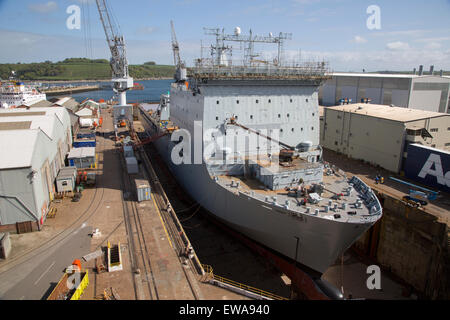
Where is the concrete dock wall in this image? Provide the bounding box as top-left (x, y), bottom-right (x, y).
top-left (353, 191), bottom-right (449, 299)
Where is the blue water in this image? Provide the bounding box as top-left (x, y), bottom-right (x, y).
top-left (46, 79), bottom-right (173, 103)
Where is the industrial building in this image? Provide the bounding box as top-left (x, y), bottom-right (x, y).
top-left (319, 72), bottom-right (450, 113)
top-left (0, 107), bottom-right (72, 230)
top-left (320, 103), bottom-right (450, 173)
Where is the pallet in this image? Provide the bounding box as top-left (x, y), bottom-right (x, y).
top-left (95, 256), bottom-right (107, 274)
top-left (47, 207), bottom-right (57, 219)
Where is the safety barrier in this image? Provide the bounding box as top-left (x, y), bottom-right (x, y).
top-left (201, 264), bottom-right (288, 300)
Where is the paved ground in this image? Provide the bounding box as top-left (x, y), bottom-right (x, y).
top-left (0, 107), bottom-right (247, 301)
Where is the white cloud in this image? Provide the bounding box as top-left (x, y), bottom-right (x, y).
top-left (136, 26), bottom-right (157, 35)
top-left (386, 41), bottom-right (410, 51)
top-left (28, 1), bottom-right (58, 14)
top-left (425, 42), bottom-right (442, 49)
top-left (353, 36), bottom-right (367, 44)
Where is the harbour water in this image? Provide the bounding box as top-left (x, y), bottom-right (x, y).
top-left (45, 79), bottom-right (172, 103)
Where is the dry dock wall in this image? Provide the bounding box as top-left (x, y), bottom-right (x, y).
top-left (353, 191), bottom-right (449, 299)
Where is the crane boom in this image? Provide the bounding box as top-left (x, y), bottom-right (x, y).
top-left (170, 20), bottom-right (181, 67)
top-left (95, 0), bottom-right (133, 106)
top-left (170, 20), bottom-right (187, 82)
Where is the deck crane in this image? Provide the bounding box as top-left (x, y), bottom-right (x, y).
top-left (170, 20), bottom-right (187, 82)
top-left (95, 0), bottom-right (133, 122)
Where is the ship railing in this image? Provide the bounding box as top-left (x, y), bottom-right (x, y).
top-left (188, 63), bottom-right (330, 80)
top-left (201, 264), bottom-right (288, 300)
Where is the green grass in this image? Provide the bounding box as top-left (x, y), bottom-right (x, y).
top-left (0, 59), bottom-right (175, 81)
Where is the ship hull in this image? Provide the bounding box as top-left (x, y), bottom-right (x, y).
top-left (150, 132), bottom-right (375, 274)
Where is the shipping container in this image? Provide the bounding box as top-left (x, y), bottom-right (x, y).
top-left (123, 145), bottom-right (134, 158)
top-left (126, 157), bottom-right (139, 174)
top-left (135, 179), bottom-right (151, 202)
top-left (68, 147), bottom-right (96, 169)
top-left (405, 144), bottom-right (450, 193)
top-left (56, 166), bottom-right (77, 192)
top-left (76, 133), bottom-right (96, 140)
top-left (73, 140), bottom-right (96, 148)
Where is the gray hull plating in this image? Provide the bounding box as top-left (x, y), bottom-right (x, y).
top-left (151, 133), bottom-right (374, 274)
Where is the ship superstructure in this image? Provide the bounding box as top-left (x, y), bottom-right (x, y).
top-left (0, 81), bottom-right (46, 109)
top-left (143, 27), bottom-right (382, 275)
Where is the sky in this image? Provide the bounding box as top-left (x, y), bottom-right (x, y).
top-left (0, 0), bottom-right (449, 71)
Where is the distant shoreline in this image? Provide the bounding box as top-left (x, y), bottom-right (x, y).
top-left (25, 77), bottom-right (173, 83)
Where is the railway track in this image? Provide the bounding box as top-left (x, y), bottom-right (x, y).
top-left (0, 130), bottom-right (107, 273)
top-left (116, 121), bottom-right (201, 300)
top-left (118, 153), bottom-right (159, 300)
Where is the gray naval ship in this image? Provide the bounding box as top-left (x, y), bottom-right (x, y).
top-left (141, 26), bottom-right (382, 275)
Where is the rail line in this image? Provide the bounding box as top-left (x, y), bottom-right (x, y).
top-left (117, 151), bottom-right (159, 300)
top-left (132, 127), bottom-right (202, 299)
top-left (0, 130), bottom-right (107, 273)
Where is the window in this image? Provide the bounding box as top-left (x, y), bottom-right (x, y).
top-left (311, 127), bottom-right (314, 130)
top-left (430, 128), bottom-right (438, 132)
top-left (216, 116), bottom-right (219, 120)
top-left (268, 99), bottom-right (271, 103)
top-left (301, 127), bottom-right (303, 131)
top-left (250, 115), bottom-right (253, 119)
top-left (306, 98), bottom-right (309, 102)
top-left (291, 128), bottom-right (294, 132)
top-left (445, 143), bottom-right (450, 146)
top-left (216, 100), bottom-right (220, 104)
top-left (290, 99), bottom-right (293, 103)
top-left (237, 100), bottom-right (239, 104)
top-left (287, 114), bottom-right (290, 118)
top-left (278, 114), bottom-right (281, 118)
top-left (256, 99), bottom-right (259, 103)
top-left (312, 113), bottom-right (315, 117)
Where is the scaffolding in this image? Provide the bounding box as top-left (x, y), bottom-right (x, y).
top-left (191, 27), bottom-right (330, 81)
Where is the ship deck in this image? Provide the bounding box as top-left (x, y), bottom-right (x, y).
top-left (214, 171), bottom-right (380, 223)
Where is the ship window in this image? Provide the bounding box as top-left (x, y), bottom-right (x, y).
top-left (430, 128), bottom-right (438, 132)
top-left (250, 115), bottom-right (253, 119)
top-left (216, 116), bottom-right (219, 120)
top-left (291, 128), bottom-right (294, 132)
top-left (290, 99), bottom-right (293, 103)
top-left (268, 99), bottom-right (271, 103)
top-left (237, 100), bottom-right (239, 104)
top-left (311, 127), bottom-right (314, 130)
top-left (216, 100), bottom-right (220, 104)
top-left (278, 114), bottom-right (281, 118)
top-left (301, 127), bottom-right (303, 131)
top-left (287, 114), bottom-right (290, 118)
top-left (256, 99), bottom-right (259, 103)
top-left (306, 98), bottom-right (309, 102)
top-left (312, 113), bottom-right (315, 116)
top-left (280, 128), bottom-right (283, 132)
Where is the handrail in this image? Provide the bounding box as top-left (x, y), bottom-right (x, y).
top-left (202, 264), bottom-right (288, 300)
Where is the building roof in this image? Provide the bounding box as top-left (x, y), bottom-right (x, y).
top-left (0, 129), bottom-right (39, 169)
top-left (325, 103), bottom-right (449, 122)
top-left (330, 72), bottom-right (450, 81)
top-left (54, 96), bottom-right (79, 112)
top-left (29, 100), bottom-right (54, 108)
top-left (75, 107), bottom-right (94, 117)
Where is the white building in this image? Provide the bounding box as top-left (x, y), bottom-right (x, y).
top-left (319, 73), bottom-right (450, 113)
top-left (0, 107), bottom-right (72, 231)
top-left (320, 103), bottom-right (450, 173)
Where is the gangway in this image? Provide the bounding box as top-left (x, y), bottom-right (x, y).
top-left (389, 176), bottom-right (439, 200)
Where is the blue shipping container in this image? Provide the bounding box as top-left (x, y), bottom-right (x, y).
top-left (73, 140), bottom-right (96, 148)
top-left (77, 133), bottom-right (96, 139)
top-left (405, 144), bottom-right (450, 193)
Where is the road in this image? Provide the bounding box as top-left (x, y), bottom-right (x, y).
top-left (0, 225), bottom-right (92, 300)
